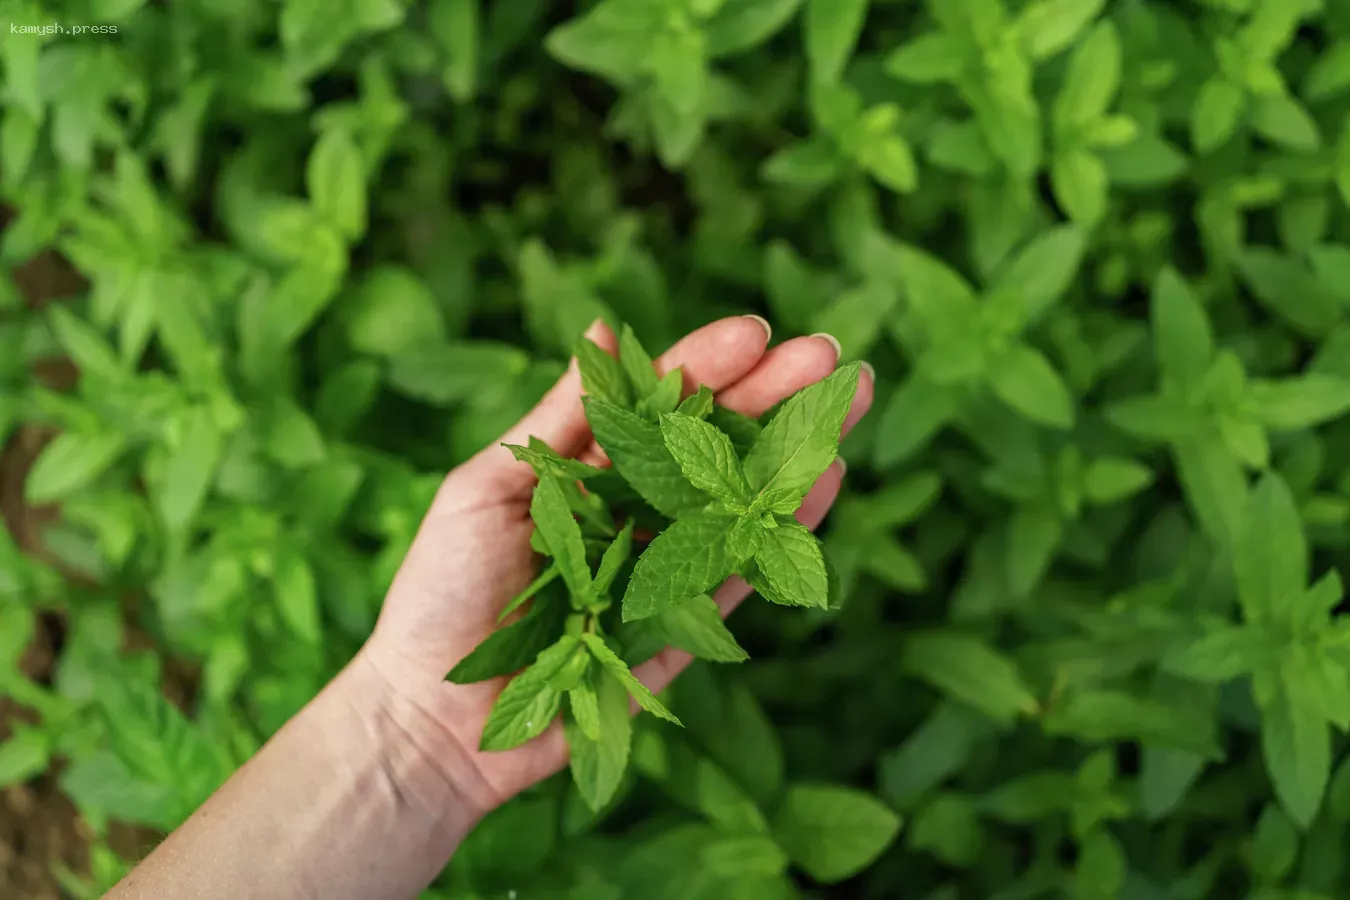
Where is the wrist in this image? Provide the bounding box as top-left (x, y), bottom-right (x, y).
top-left (337, 646), bottom-right (500, 833)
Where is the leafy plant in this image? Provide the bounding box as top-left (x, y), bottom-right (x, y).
top-left (9, 0), bottom-right (1350, 897)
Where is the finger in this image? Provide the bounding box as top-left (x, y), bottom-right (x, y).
top-left (461, 321), bottom-right (619, 496)
top-left (655, 315), bottom-right (773, 390)
top-left (578, 315), bottom-right (772, 465)
top-left (634, 460), bottom-right (846, 696)
top-left (714, 333), bottom-right (841, 417)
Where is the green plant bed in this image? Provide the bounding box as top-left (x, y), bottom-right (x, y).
top-left (4, 0), bottom-right (1350, 897)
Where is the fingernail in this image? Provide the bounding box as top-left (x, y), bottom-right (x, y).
top-left (811, 332), bottom-right (843, 362)
top-left (584, 317), bottom-right (606, 340)
top-left (743, 314), bottom-right (773, 343)
top-left (860, 360), bottom-right (876, 382)
top-left (834, 457), bottom-right (848, 478)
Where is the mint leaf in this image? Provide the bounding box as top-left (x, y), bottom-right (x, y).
top-left (1261, 684), bottom-right (1329, 829)
top-left (585, 398), bottom-right (710, 519)
top-left (568, 671), bottom-right (601, 741)
top-left (988, 345), bottom-right (1075, 428)
top-left (804, 0), bottom-right (869, 85)
top-left (530, 475), bottom-right (594, 603)
top-left (566, 668), bottom-right (632, 811)
top-left (582, 632), bottom-right (681, 725)
top-left (902, 631), bottom-right (1039, 725)
top-left (449, 597), bottom-right (567, 684)
top-left (25, 431), bottom-right (127, 505)
top-left (506, 441), bottom-right (604, 480)
top-left (660, 412), bottom-right (753, 509)
top-left (619, 324), bottom-right (660, 398)
top-left (1162, 626), bottom-right (1266, 684)
top-left (654, 594), bottom-right (748, 663)
top-left (1083, 457), bottom-right (1154, 505)
top-left (743, 363), bottom-right (860, 511)
top-left (677, 385), bottom-right (715, 419)
top-left (306, 129), bottom-right (366, 241)
top-left (772, 784), bottom-right (902, 884)
top-left (751, 520), bottom-right (829, 608)
top-left (637, 368), bottom-right (685, 419)
top-left (1248, 375), bottom-right (1350, 432)
top-left (622, 513), bottom-right (738, 621)
top-left (480, 636), bottom-right (579, 751)
top-left (576, 335), bottom-right (635, 408)
top-left (593, 519), bottom-right (635, 596)
top-left (1152, 267), bottom-right (1213, 391)
top-left (1235, 474), bottom-right (1307, 625)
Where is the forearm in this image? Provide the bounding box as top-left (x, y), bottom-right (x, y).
top-left (106, 652), bottom-right (493, 900)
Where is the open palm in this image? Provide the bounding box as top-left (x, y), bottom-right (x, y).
top-left (360, 316), bottom-right (873, 815)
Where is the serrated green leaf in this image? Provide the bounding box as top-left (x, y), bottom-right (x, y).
top-left (902, 631), bottom-right (1039, 725)
top-left (582, 632), bottom-right (681, 724)
top-left (569, 672), bottom-right (601, 741)
top-left (654, 594), bottom-right (748, 663)
top-left (623, 513), bottom-right (737, 621)
top-left (586, 398), bottom-right (710, 519)
top-left (594, 519), bottom-right (635, 595)
top-left (480, 636), bottom-right (579, 751)
top-left (752, 520), bottom-right (830, 608)
top-left (660, 412), bottom-right (752, 509)
top-left (619, 324), bottom-right (660, 398)
top-left (743, 363), bottom-right (860, 510)
top-left (451, 596), bottom-right (567, 684)
top-left (531, 475), bottom-right (594, 603)
top-left (772, 784), bottom-right (901, 884)
top-left (566, 668), bottom-right (632, 811)
top-left (576, 336), bottom-right (635, 408)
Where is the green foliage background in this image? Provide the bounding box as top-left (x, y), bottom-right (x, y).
top-left (6, 0), bottom-right (1350, 896)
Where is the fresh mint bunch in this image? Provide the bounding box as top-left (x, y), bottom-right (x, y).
top-left (448, 324), bottom-right (859, 810)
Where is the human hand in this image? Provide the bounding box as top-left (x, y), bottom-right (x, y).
top-left (357, 316), bottom-right (874, 823)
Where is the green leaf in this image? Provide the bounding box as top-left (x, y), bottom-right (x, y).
top-left (988, 345), bottom-right (1075, 428)
top-left (874, 376), bottom-right (962, 466)
top-left (274, 546), bottom-right (321, 644)
top-left (1175, 434), bottom-right (1247, 549)
top-left (1152, 266), bottom-right (1213, 390)
top-left (902, 631), bottom-right (1040, 725)
top-left (1192, 78), bottom-right (1245, 154)
top-left (677, 385), bottom-right (715, 419)
top-left (771, 784), bottom-right (902, 884)
top-left (1305, 40), bottom-right (1350, 101)
top-left (623, 513), bottom-right (737, 621)
top-left (345, 266), bottom-right (445, 356)
top-left (0, 727), bottom-right (51, 787)
top-left (1250, 93), bottom-right (1321, 152)
top-left (805, 0), bottom-right (870, 84)
top-left (743, 363), bottom-right (860, 510)
top-left (151, 407), bottom-right (224, 535)
top-left (26, 431), bottom-right (127, 505)
top-left (576, 336), bottom-right (635, 408)
top-left (660, 412), bottom-right (753, 508)
top-left (762, 137), bottom-right (847, 186)
top-left (704, 0), bottom-right (805, 57)
top-left (566, 668), bottom-right (632, 811)
top-left (480, 636), bottom-right (579, 751)
top-left (568, 672), bottom-right (601, 741)
top-left (752, 521), bottom-right (830, 608)
top-left (582, 632), bottom-right (681, 725)
top-left (1043, 690), bottom-right (1222, 758)
top-left (1051, 149), bottom-right (1109, 226)
top-left (896, 244), bottom-right (980, 346)
top-left (1236, 473), bottom-right (1307, 624)
top-left (48, 306), bottom-right (124, 383)
top-left (1100, 133), bottom-right (1189, 186)
top-left (531, 475), bottom-right (594, 603)
top-left (1261, 684), bottom-right (1329, 828)
top-left (1016, 0), bottom-right (1105, 60)
top-left (594, 520), bottom-right (635, 596)
top-left (859, 133), bottom-right (918, 194)
top-left (1248, 375), bottom-right (1350, 431)
top-left (429, 0), bottom-right (479, 101)
top-left (498, 565), bottom-right (561, 625)
top-left (654, 594), bottom-right (748, 663)
top-left (585, 398), bottom-right (711, 519)
top-left (306, 129), bottom-right (366, 241)
top-left (990, 225), bottom-right (1085, 327)
top-left (544, 0), bottom-right (660, 83)
top-left (1054, 22), bottom-right (1121, 129)
top-left (1236, 248), bottom-right (1341, 339)
top-left (387, 342), bottom-right (531, 406)
top-left (638, 368), bottom-right (685, 419)
top-left (619, 324), bottom-right (660, 399)
top-left (884, 32), bottom-right (965, 83)
top-left (1007, 501), bottom-right (1061, 596)
top-left (506, 442), bottom-right (604, 481)
top-left (909, 792), bottom-right (983, 867)
top-left (450, 597), bottom-right (567, 684)
top-left (1083, 457), bottom-right (1154, 505)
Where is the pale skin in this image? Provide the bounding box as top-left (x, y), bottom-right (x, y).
top-left (105, 316), bottom-right (875, 900)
